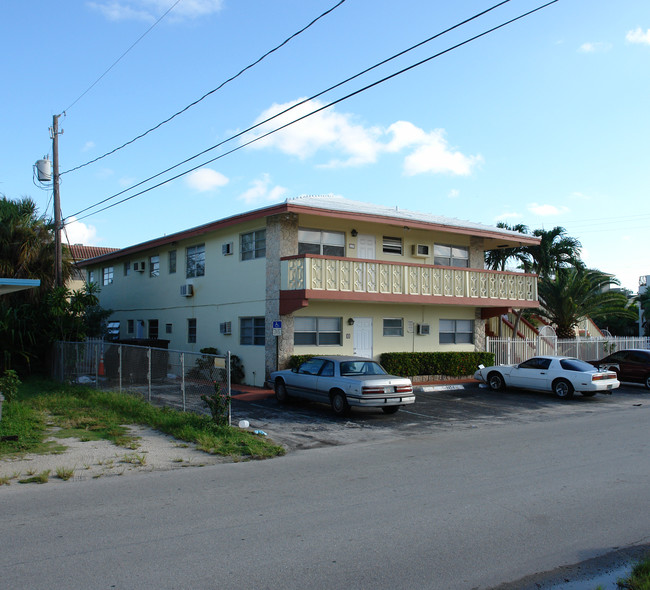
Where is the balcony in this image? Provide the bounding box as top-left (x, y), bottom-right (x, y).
top-left (279, 255), bottom-right (538, 315)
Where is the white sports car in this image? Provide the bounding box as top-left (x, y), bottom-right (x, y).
top-left (474, 355), bottom-right (619, 399)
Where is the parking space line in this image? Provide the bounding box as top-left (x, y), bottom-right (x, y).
top-left (400, 408), bottom-right (439, 418)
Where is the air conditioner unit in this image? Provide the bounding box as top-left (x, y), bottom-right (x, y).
top-left (222, 242), bottom-right (234, 256)
top-left (180, 284), bottom-right (194, 297)
top-left (417, 323), bottom-right (430, 335)
top-left (219, 321), bottom-right (232, 335)
top-left (133, 261), bottom-right (146, 272)
top-left (411, 244), bottom-right (430, 258)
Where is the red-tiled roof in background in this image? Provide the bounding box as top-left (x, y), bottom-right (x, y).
top-left (67, 244), bottom-right (119, 262)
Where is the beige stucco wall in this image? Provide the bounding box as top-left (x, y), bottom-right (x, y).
top-left (285, 301), bottom-right (479, 363)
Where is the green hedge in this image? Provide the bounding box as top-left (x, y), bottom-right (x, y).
top-left (287, 352), bottom-right (494, 378)
top-left (379, 352), bottom-right (495, 378)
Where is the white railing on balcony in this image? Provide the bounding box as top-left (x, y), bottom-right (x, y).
top-left (282, 256), bottom-right (537, 302)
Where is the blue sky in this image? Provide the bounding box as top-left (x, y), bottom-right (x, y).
top-left (2, 0), bottom-right (649, 292)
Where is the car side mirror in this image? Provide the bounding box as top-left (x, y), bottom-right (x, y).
top-left (291, 367), bottom-right (298, 373)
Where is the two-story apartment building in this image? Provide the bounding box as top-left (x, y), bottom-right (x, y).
top-left (80, 195), bottom-right (540, 385)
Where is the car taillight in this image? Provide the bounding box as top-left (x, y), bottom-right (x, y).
top-left (592, 372), bottom-right (616, 381)
top-left (395, 385), bottom-right (413, 393)
top-left (362, 386), bottom-right (385, 395)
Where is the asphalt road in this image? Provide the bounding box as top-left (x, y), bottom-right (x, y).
top-left (1, 384), bottom-right (648, 590)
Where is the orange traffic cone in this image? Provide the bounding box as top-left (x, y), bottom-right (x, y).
top-left (98, 353), bottom-right (105, 377)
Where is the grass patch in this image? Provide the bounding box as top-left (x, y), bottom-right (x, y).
top-left (0, 378), bottom-right (285, 463)
top-left (56, 466), bottom-right (75, 481)
top-left (18, 470), bottom-right (50, 484)
top-left (617, 554), bottom-right (650, 589)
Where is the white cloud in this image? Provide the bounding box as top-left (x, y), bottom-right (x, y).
top-left (245, 101), bottom-right (481, 176)
top-left (579, 41), bottom-right (612, 53)
top-left (87, 0), bottom-right (223, 22)
top-left (238, 174), bottom-right (287, 205)
top-left (626, 27), bottom-right (650, 45)
top-left (527, 203), bottom-right (570, 216)
top-left (82, 141), bottom-right (95, 152)
top-left (570, 191), bottom-right (591, 200)
top-left (392, 123), bottom-right (483, 176)
top-left (448, 189), bottom-right (460, 199)
top-left (247, 99), bottom-right (382, 167)
top-left (185, 168), bottom-right (229, 192)
top-left (64, 217), bottom-right (99, 245)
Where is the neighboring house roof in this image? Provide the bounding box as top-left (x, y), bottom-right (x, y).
top-left (77, 195), bottom-right (540, 266)
top-left (0, 278), bottom-right (40, 295)
top-left (68, 244), bottom-right (119, 262)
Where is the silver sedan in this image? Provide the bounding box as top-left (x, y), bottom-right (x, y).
top-left (269, 355), bottom-right (415, 416)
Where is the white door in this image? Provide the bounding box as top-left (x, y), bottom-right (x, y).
top-left (353, 317), bottom-right (373, 358)
top-left (357, 234), bottom-right (376, 260)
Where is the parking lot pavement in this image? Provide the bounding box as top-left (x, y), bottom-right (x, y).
top-left (230, 383), bottom-right (649, 452)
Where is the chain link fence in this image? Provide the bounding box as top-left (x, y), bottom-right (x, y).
top-left (52, 341), bottom-right (232, 423)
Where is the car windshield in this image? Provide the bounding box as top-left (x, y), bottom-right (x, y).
top-left (340, 361), bottom-right (388, 376)
top-left (560, 358), bottom-right (596, 372)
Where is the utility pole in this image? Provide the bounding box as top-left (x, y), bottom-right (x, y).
top-left (51, 114), bottom-right (63, 287)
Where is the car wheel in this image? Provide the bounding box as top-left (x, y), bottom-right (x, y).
top-left (382, 406), bottom-right (400, 415)
top-left (487, 372), bottom-right (505, 391)
top-left (553, 379), bottom-right (574, 399)
top-left (644, 374), bottom-right (650, 390)
top-left (274, 380), bottom-right (289, 404)
top-left (330, 391), bottom-right (349, 416)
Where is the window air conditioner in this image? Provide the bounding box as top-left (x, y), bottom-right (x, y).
top-left (222, 242), bottom-right (234, 256)
top-left (411, 244), bottom-right (430, 258)
top-left (220, 321), bottom-right (232, 335)
top-left (417, 323), bottom-right (430, 335)
top-left (180, 284), bottom-right (194, 297)
top-left (134, 261), bottom-right (145, 272)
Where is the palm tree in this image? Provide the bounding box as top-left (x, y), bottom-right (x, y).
top-left (637, 288), bottom-right (650, 336)
top-left (484, 222), bottom-right (530, 271)
top-left (0, 195), bottom-right (72, 295)
top-left (537, 268), bottom-right (636, 339)
top-left (521, 226), bottom-right (583, 277)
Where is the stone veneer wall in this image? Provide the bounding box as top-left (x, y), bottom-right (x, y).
top-left (470, 236), bottom-right (487, 352)
top-left (264, 213), bottom-right (298, 379)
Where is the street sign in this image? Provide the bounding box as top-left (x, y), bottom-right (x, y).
top-left (272, 320), bottom-right (282, 336)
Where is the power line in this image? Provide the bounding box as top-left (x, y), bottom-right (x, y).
top-left (67, 0), bottom-right (522, 221)
top-left (63, 0), bottom-right (182, 114)
top-left (69, 0), bottom-right (559, 223)
top-left (61, 0), bottom-right (349, 175)
top-left (68, 0), bottom-right (560, 224)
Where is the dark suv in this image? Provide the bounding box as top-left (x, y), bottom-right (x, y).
top-left (589, 349), bottom-right (650, 389)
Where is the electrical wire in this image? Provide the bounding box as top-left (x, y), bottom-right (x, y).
top-left (63, 0), bottom-right (183, 114)
top-left (68, 0), bottom-right (559, 224)
top-left (61, 0), bottom-right (349, 175)
top-left (67, 0), bottom-right (521, 221)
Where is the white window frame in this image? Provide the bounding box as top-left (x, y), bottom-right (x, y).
top-left (382, 236), bottom-right (403, 255)
top-left (439, 319), bottom-right (474, 344)
top-left (102, 266), bottom-right (114, 286)
top-left (383, 318), bottom-right (404, 337)
top-left (434, 244), bottom-right (469, 268)
top-left (241, 230), bottom-right (266, 261)
top-left (294, 317), bottom-right (342, 346)
top-left (186, 244), bottom-right (205, 278)
top-left (240, 317), bottom-right (265, 345)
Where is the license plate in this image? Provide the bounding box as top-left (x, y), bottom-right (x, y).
top-left (607, 384), bottom-right (613, 389)
top-left (384, 386), bottom-right (394, 394)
